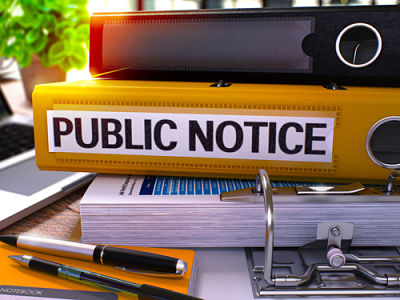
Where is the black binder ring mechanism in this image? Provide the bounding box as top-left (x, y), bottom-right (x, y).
top-left (222, 169), bottom-right (400, 297)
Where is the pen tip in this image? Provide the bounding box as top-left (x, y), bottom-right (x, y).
top-left (9, 255), bottom-right (20, 259)
top-left (0, 235), bottom-right (18, 246)
top-left (9, 255), bottom-right (30, 267)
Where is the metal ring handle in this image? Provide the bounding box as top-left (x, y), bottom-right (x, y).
top-left (335, 23), bottom-right (382, 69)
top-left (385, 169), bottom-right (400, 193)
top-left (256, 169), bottom-right (274, 285)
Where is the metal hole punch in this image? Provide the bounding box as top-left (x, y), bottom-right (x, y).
top-left (223, 169), bottom-right (400, 297)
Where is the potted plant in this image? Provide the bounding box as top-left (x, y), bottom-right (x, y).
top-left (0, 0), bottom-right (90, 102)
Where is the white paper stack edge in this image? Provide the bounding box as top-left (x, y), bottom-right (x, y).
top-left (80, 175), bottom-right (400, 247)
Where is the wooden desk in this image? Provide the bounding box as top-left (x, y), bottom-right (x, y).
top-left (0, 70), bottom-right (86, 239)
top-left (0, 187), bottom-right (86, 239)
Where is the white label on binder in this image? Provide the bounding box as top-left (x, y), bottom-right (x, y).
top-left (47, 110), bottom-right (334, 162)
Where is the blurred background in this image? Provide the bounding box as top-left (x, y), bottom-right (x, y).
top-left (88, 0), bottom-right (399, 11)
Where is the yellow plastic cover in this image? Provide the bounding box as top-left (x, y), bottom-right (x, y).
top-left (32, 80), bottom-right (400, 182)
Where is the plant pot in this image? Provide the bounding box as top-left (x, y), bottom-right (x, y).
top-left (20, 54), bottom-right (66, 104)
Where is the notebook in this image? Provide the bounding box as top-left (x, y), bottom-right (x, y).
top-left (0, 85), bottom-right (94, 229)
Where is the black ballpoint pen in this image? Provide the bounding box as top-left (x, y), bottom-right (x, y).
top-left (9, 255), bottom-right (203, 300)
top-left (0, 235), bottom-right (187, 276)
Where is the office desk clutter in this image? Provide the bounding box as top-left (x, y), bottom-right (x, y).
top-left (32, 6), bottom-right (400, 183)
top-left (0, 238), bottom-right (199, 299)
top-left (27, 4), bottom-right (400, 299)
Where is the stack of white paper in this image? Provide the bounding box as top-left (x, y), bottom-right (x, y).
top-left (80, 175), bottom-right (400, 247)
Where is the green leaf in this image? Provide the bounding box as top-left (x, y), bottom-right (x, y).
top-left (2, 0), bottom-right (90, 69)
top-left (31, 34), bottom-right (48, 52)
top-left (4, 43), bottom-right (17, 57)
top-left (69, 0), bottom-right (88, 5)
top-left (0, 27), bottom-right (5, 42)
top-left (64, 42), bottom-right (73, 56)
top-left (18, 51), bottom-right (32, 68)
top-left (17, 10), bottom-right (38, 28)
top-left (25, 28), bottom-right (40, 44)
top-left (75, 24), bottom-right (89, 42)
top-left (69, 44), bottom-right (87, 70)
top-left (76, 11), bottom-right (90, 24)
top-left (39, 52), bottom-right (51, 67)
top-left (13, 29), bottom-right (25, 40)
top-left (65, 4), bottom-right (79, 11)
top-left (0, 0), bottom-right (14, 12)
top-left (61, 27), bottom-right (75, 41)
top-left (55, 21), bottom-right (69, 38)
top-left (44, 0), bottom-right (61, 12)
top-left (67, 15), bottom-right (80, 26)
top-left (48, 40), bottom-right (65, 65)
top-left (59, 58), bottom-right (71, 72)
top-left (42, 13), bottom-right (57, 29)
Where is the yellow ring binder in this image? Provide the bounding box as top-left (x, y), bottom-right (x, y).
top-left (33, 80), bottom-right (400, 182)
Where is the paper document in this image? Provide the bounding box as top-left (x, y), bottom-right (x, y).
top-left (81, 175), bottom-right (400, 248)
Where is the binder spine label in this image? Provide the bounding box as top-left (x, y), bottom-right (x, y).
top-left (46, 110), bottom-right (334, 163)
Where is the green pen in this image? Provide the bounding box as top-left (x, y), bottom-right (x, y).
top-left (9, 255), bottom-right (202, 300)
